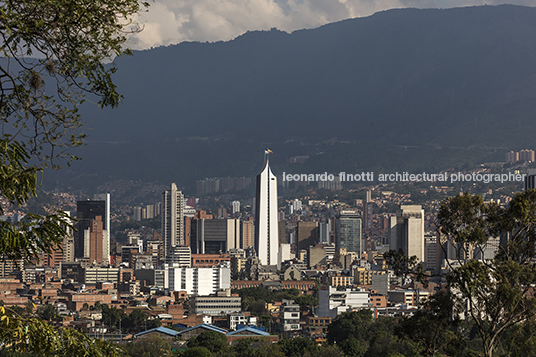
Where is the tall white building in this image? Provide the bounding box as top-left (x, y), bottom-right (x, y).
top-left (254, 155), bottom-right (279, 266)
top-left (162, 183), bottom-right (185, 257)
top-left (389, 205), bottom-right (425, 263)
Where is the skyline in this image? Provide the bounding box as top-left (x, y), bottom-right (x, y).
top-left (129, 0), bottom-right (536, 50)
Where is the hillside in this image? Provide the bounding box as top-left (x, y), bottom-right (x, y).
top-left (51, 5), bottom-right (536, 193)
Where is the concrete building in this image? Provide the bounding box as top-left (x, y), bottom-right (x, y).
top-left (525, 169), bottom-right (536, 190)
top-left (255, 155), bottom-right (279, 265)
top-left (232, 201), bottom-right (240, 214)
top-left (297, 221), bottom-right (319, 252)
top-left (191, 219), bottom-right (240, 254)
top-left (307, 245), bottom-right (326, 268)
top-left (319, 220), bottom-right (331, 244)
top-left (353, 267), bottom-right (387, 285)
top-left (93, 193), bottom-right (111, 264)
top-left (162, 183), bottom-right (185, 257)
top-left (363, 190), bottom-right (373, 230)
top-left (241, 218), bottom-right (255, 249)
top-left (424, 232), bottom-right (439, 272)
top-left (388, 289), bottom-right (429, 308)
top-left (76, 198), bottom-right (109, 262)
top-left (85, 216), bottom-right (104, 264)
top-left (168, 265), bottom-right (231, 295)
top-left (318, 286), bottom-right (370, 319)
top-left (83, 267), bottom-right (120, 284)
top-left (335, 211), bottom-right (362, 255)
top-left (166, 245), bottom-right (191, 267)
top-left (190, 289), bottom-right (241, 316)
top-left (389, 205), bottom-right (425, 263)
top-left (278, 299), bottom-right (301, 333)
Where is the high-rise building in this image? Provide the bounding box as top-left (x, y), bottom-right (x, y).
top-left (335, 211), bottom-right (362, 256)
top-left (191, 218), bottom-right (240, 254)
top-left (76, 198), bottom-right (109, 263)
top-left (166, 245), bottom-right (191, 267)
top-left (363, 190), bottom-right (373, 230)
top-left (525, 169), bottom-right (536, 190)
top-left (297, 221), bottom-right (319, 252)
top-left (162, 183), bottom-right (185, 257)
top-left (424, 232), bottom-right (439, 272)
top-left (232, 201), bottom-right (241, 214)
top-left (93, 193), bottom-right (111, 263)
top-left (319, 220), bottom-right (331, 244)
top-left (389, 205), bottom-right (425, 263)
top-left (87, 216), bottom-right (104, 264)
top-left (241, 218), bottom-right (255, 249)
top-left (254, 155), bottom-right (279, 265)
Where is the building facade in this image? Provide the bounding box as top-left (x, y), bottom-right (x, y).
top-left (335, 211), bottom-right (362, 255)
top-left (162, 183), bottom-right (185, 257)
top-left (254, 156), bottom-right (279, 265)
top-left (389, 205), bottom-right (425, 263)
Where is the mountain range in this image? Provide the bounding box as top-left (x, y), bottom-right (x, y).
top-left (50, 4), bottom-right (536, 196)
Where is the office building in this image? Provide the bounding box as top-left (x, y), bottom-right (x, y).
top-left (191, 218), bottom-right (240, 254)
top-left (166, 245), bottom-right (191, 267)
top-left (232, 201), bottom-right (240, 214)
top-left (525, 169), bottom-right (536, 190)
top-left (168, 265), bottom-right (231, 295)
top-left (363, 190), bottom-right (373, 230)
top-left (254, 155), bottom-right (279, 265)
top-left (424, 232), bottom-right (439, 272)
top-left (86, 216), bottom-right (104, 264)
top-left (162, 183), bottom-right (185, 256)
top-left (318, 286), bottom-right (370, 319)
top-left (389, 205), bottom-right (425, 263)
top-left (241, 218), bottom-right (255, 249)
top-left (335, 211), bottom-right (362, 256)
top-left (76, 196), bottom-right (110, 263)
top-left (319, 220), bottom-right (331, 244)
top-left (297, 221), bottom-right (319, 252)
top-left (93, 193), bottom-right (111, 262)
top-left (190, 289), bottom-right (241, 316)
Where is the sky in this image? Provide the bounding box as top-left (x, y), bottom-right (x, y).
top-left (128, 0), bottom-right (536, 50)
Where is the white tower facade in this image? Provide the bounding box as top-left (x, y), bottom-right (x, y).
top-left (162, 183), bottom-right (185, 257)
top-left (255, 156), bottom-right (279, 265)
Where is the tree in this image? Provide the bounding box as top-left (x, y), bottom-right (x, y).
top-left (181, 347), bottom-right (212, 357)
top-left (123, 335), bottom-right (173, 357)
top-left (187, 331), bottom-right (228, 354)
top-left (397, 291), bottom-right (466, 356)
top-left (0, 0), bottom-right (144, 354)
top-left (436, 191), bottom-right (536, 357)
top-left (36, 303), bottom-right (58, 322)
top-left (277, 337), bottom-right (318, 357)
top-left (123, 309), bottom-right (148, 333)
top-left (326, 310), bottom-right (374, 345)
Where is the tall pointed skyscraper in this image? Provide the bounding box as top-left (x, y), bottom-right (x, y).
top-left (255, 152), bottom-right (279, 265)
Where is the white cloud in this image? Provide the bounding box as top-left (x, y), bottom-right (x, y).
top-left (128, 0), bottom-right (536, 50)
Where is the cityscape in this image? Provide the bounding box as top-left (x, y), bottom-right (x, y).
top-left (2, 2), bottom-right (536, 357)
top-left (0, 145), bottom-right (535, 355)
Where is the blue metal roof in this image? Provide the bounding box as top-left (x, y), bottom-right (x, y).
top-left (134, 327), bottom-right (181, 337)
top-left (227, 327), bottom-right (270, 336)
top-left (177, 323), bottom-right (228, 335)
